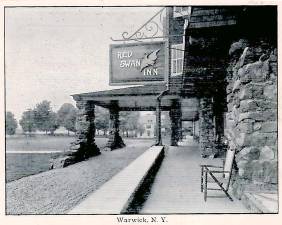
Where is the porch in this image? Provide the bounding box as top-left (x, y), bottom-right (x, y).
top-left (141, 136), bottom-right (249, 213)
top-left (68, 136), bottom-right (251, 214)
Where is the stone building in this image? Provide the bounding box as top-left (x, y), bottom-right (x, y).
top-left (175, 6), bottom-right (277, 200)
top-left (59, 6), bottom-right (277, 203)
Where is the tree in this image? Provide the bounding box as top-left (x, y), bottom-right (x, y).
top-left (19, 109), bottom-right (37, 134)
top-left (6, 111), bottom-right (17, 135)
top-left (33, 100), bottom-right (59, 134)
top-left (95, 107), bottom-right (109, 136)
top-left (45, 112), bottom-right (60, 135)
top-left (120, 111), bottom-right (140, 137)
top-left (137, 123), bottom-right (145, 137)
top-left (63, 109), bottom-right (77, 135)
top-left (57, 103), bottom-right (77, 135)
top-left (120, 111), bottom-right (131, 137)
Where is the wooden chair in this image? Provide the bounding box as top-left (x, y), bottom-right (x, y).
top-left (200, 147), bottom-right (236, 201)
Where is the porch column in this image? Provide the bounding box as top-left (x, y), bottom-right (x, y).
top-left (199, 97), bottom-right (216, 157)
top-left (155, 99), bottom-right (162, 145)
top-left (105, 102), bottom-right (125, 150)
top-left (192, 119), bottom-right (195, 137)
top-left (50, 98), bottom-right (100, 168)
top-left (169, 99), bottom-right (182, 146)
top-left (71, 99), bottom-right (100, 159)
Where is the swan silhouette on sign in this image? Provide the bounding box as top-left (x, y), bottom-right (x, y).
top-left (140, 49), bottom-right (160, 72)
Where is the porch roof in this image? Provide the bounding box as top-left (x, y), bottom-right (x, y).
top-left (71, 77), bottom-right (191, 111)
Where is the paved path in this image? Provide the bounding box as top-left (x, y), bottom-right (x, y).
top-left (141, 137), bottom-right (250, 214)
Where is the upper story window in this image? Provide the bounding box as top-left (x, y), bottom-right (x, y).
top-left (173, 6), bottom-right (192, 18)
top-left (171, 43), bottom-right (184, 76)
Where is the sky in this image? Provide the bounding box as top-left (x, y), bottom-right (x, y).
top-left (5, 7), bottom-right (162, 120)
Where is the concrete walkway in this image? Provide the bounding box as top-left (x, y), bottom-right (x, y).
top-left (141, 137), bottom-right (250, 214)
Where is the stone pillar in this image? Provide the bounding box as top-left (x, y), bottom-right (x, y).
top-left (105, 102), bottom-right (125, 150)
top-left (155, 99), bottom-right (162, 145)
top-left (71, 99), bottom-right (100, 159)
top-left (51, 99), bottom-right (100, 169)
top-left (169, 99), bottom-right (182, 146)
top-left (193, 119), bottom-right (200, 142)
top-left (192, 120), bottom-right (196, 138)
top-left (199, 97), bottom-right (216, 157)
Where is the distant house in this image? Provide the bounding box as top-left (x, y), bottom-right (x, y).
top-left (137, 113), bottom-right (167, 138)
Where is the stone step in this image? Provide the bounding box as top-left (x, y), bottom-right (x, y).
top-left (242, 192), bottom-right (278, 213)
top-left (68, 146), bottom-right (164, 214)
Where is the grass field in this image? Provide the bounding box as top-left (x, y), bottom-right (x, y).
top-left (6, 138), bottom-right (154, 214)
top-left (6, 135), bottom-right (108, 182)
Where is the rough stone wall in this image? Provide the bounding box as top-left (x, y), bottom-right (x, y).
top-left (226, 39), bottom-right (277, 198)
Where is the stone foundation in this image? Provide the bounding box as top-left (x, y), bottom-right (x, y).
top-left (226, 40), bottom-right (277, 199)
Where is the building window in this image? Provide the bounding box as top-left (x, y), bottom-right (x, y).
top-left (173, 6), bottom-right (192, 18)
top-left (146, 124), bottom-right (151, 129)
top-left (171, 44), bottom-right (184, 76)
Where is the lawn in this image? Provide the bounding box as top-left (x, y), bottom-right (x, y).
top-left (6, 138), bottom-right (155, 214)
top-left (6, 134), bottom-right (107, 152)
top-left (6, 135), bottom-right (108, 182)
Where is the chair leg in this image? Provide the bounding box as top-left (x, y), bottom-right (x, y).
top-left (204, 170), bottom-right (208, 201)
top-left (201, 166), bottom-right (204, 192)
top-left (207, 170), bottom-right (233, 202)
top-left (224, 191), bottom-right (233, 202)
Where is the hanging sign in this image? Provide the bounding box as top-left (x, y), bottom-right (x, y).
top-left (109, 41), bottom-right (166, 85)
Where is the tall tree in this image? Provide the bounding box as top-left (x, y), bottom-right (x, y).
top-left (6, 111), bottom-right (17, 135)
top-left (57, 103), bottom-right (77, 135)
top-left (33, 100), bottom-right (58, 134)
top-left (19, 109), bottom-right (37, 134)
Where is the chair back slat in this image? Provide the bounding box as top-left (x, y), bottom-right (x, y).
top-left (223, 148), bottom-right (235, 178)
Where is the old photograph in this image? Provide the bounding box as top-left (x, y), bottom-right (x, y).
top-left (4, 5), bottom-right (278, 215)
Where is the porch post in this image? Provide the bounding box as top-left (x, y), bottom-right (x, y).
top-left (50, 98), bottom-right (100, 168)
top-left (199, 97), bottom-right (216, 157)
top-left (155, 99), bottom-right (162, 145)
top-left (105, 101), bottom-right (125, 150)
top-left (192, 119), bottom-right (195, 137)
top-left (71, 99), bottom-right (100, 159)
top-left (170, 99), bottom-right (182, 146)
